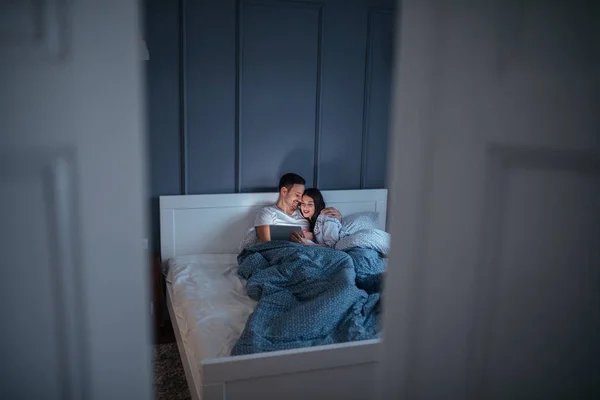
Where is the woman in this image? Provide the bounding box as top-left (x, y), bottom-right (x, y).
top-left (291, 188), bottom-right (341, 246)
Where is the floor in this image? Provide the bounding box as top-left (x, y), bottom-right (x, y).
top-left (153, 341), bottom-right (190, 400)
top-left (152, 320), bottom-right (191, 400)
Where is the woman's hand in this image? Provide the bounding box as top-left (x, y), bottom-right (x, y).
top-left (320, 207), bottom-right (342, 221)
top-left (290, 231), bottom-right (311, 245)
top-left (302, 229), bottom-right (314, 240)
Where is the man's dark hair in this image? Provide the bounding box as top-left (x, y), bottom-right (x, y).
top-left (278, 173), bottom-right (305, 191)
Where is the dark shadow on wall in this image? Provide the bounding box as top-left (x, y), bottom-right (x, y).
top-left (151, 197), bottom-right (161, 254)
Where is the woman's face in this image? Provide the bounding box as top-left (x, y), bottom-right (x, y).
top-left (300, 195), bottom-right (315, 219)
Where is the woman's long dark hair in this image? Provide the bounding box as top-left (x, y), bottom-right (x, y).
top-left (303, 188), bottom-right (326, 231)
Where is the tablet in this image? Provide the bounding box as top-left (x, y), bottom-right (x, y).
top-left (269, 224), bottom-right (303, 241)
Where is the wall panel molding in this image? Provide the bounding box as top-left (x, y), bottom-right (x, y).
top-left (359, 8), bottom-right (374, 189)
top-left (312, 3), bottom-right (324, 188)
top-left (238, 0), bottom-right (324, 191)
top-left (360, 7), bottom-right (393, 189)
top-left (360, 7), bottom-right (394, 189)
top-left (235, 0), bottom-right (243, 192)
top-left (179, 0), bottom-right (189, 194)
top-left (236, 0), bottom-right (324, 192)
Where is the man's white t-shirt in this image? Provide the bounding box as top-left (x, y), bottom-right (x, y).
top-left (254, 205), bottom-right (309, 230)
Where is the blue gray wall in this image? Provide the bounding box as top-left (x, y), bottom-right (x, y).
top-left (146, 0), bottom-right (396, 252)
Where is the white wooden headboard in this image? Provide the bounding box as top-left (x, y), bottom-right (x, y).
top-left (159, 189), bottom-right (387, 260)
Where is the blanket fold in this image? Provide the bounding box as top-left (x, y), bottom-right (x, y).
top-left (230, 241), bottom-right (384, 356)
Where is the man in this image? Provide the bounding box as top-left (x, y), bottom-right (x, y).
top-left (254, 173), bottom-right (342, 242)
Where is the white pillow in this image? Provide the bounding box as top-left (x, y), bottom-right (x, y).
top-left (341, 212), bottom-right (380, 231)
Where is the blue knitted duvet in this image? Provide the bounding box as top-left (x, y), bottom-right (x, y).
top-left (230, 241), bottom-right (384, 356)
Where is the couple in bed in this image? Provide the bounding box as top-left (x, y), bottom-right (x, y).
top-left (234, 173), bottom-right (384, 356)
top-left (254, 173), bottom-right (341, 247)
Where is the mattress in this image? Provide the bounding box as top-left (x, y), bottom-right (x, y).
top-left (166, 254), bottom-right (256, 363)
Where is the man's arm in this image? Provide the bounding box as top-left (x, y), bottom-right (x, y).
top-left (255, 225), bottom-right (271, 241)
top-left (254, 207), bottom-right (274, 241)
top-left (321, 207), bottom-right (342, 221)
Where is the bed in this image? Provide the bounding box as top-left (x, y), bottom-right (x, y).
top-left (160, 189), bottom-right (387, 400)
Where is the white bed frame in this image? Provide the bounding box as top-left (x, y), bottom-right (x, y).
top-left (160, 189), bottom-right (387, 400)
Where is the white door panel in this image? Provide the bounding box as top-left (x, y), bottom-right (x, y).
top-left (0, 1), bottom-right (150, 399)
top-left (476, 155), bottom-right (600, 399)
top-left (381, 1), bottom-right (600, 399)
top-left (0, 0), bottom-right (67, 62)
top-left (1, 155), bottom-right (68, 400)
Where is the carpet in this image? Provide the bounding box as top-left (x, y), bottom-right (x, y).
top-left (153, 342), bottom-right (191, 400)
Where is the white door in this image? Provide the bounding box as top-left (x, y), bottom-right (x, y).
top-left (0, 1), bottom-right (150, 399)
top-left (380, 1), bottom-right (599, 399)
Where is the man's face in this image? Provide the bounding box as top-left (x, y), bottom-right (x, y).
top-left (282, 184), bottom-right (305, 209)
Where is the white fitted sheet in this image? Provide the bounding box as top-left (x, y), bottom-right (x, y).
top-left (166, 254), bottom-right (256, 363)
